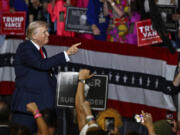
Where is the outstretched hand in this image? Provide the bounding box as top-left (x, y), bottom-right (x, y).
top-left (66, 42), bottom-right (81, 56)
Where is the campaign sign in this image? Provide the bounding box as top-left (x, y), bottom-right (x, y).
top-left (65, 6), bottom-right (92, 33)
top-left (1, 12), bottom-right (26, 35)
top-left (136, 19), bottom-right (162, 47)
top-left (157, 5), bottom-right (177, 32)
top-left (56, 72), bottom-right (108, 110)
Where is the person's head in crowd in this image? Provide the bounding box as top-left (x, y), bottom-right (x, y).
top-left (153, 120), bottom-right (172, 135)
top-left (41, 108), bottom-right (57, 135)
top-left (42, 0), bottom-right (49, 12)
top-left (10, 123), bottom-right (32, 135)
top-left (26, 21), bottom-right (49, 47)
top-left (64, 0), bottom-right (71, 6)
top-left (0, 100), bottom-right (10, 124)
top-left (129, 0), bottom-right (141, 13)
top-left (30, 0), bottom-right (41, 7)
top-left (96, 108), bottom-right (123, 134)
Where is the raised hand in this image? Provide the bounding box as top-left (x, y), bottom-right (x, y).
top-left (141, 111), bottom-right (153, 129)
top-left (92, 25), bottom-right (101, 35)
top-left (66, 42), bottom-right (81, 56)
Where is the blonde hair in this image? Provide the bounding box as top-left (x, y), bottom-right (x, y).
top-left (96, 108), bottom-right (123, 130)
top-left (26, 21), bottom-right (48, 40)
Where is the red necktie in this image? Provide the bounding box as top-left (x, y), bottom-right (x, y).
top-left (39, 48), bottom-right (45, 59)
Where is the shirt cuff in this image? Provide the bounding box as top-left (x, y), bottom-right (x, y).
top-left (64, 51), bottom-right (70, 62)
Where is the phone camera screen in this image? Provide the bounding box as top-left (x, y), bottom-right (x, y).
top-left (104, 117), bottom-right (115, 131)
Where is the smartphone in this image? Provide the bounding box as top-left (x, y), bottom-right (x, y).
top-left (134, 114), bottom-right (144, 123)
top-left (104, 117), bottom-right (115, 131)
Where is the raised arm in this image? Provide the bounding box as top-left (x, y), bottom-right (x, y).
top-left (75, 69), bottom-right (95, 130)
top-left (141, 111), bottom-right (156, 135)
top-left (26, 102), bottom-right (49, 135)
top-left (107, 0), bottom-right (124, 17)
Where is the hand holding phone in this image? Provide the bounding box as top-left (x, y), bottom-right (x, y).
top-left (104, 117), bottom-right (115, 132)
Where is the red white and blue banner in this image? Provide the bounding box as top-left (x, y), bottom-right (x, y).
top-left (0, 36), bottom-right (178, 121)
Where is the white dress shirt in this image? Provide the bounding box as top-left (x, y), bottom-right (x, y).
top-left (31, 40), bottom-right (70, 62)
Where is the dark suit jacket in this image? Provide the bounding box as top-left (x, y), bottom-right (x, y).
top-left (11, 40), bottom-right (66, 113)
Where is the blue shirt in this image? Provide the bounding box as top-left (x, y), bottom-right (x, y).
top-left (86, 0), bottom-right (109, 40)
top-left (10, 0), bottom-right (28, 12)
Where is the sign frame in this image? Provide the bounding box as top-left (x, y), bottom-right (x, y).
top-left (65, 6), bottom-right (93, 34)
top-left (1, 11), bottom-right (26, 35)
top-left (56, 72), bottom-right (108, 110)
top-left (136, 19), bottom-right (163, 47)
top-left (157, 4), bottom-right (177, 32)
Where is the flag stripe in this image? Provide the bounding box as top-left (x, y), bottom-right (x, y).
top-left (108, 84), bottom-right (176, 111)
top-left (0, 67), bottom-right (15, 81)
top-left (0, 62), bottom-right (175, 95)
top-left (0, 81), bottom-right (15, 95)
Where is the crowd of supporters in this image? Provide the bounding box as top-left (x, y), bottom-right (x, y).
top-left (1, 0), bottom-right (180, 47)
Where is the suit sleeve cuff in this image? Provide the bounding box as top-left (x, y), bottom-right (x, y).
top-left (64, 51), bottom-right (70, 62)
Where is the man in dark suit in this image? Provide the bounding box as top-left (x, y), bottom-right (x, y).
top-left (11, 20), bottom-right (81, 132)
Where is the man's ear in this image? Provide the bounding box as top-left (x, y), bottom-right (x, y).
top-left (32, 33), bottom-right (37, 40)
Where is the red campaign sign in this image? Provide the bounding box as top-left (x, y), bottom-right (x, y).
top-left (136, 19), bottom-right (162, 47)
top-left (1, 12), bottom-right (26, 35)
